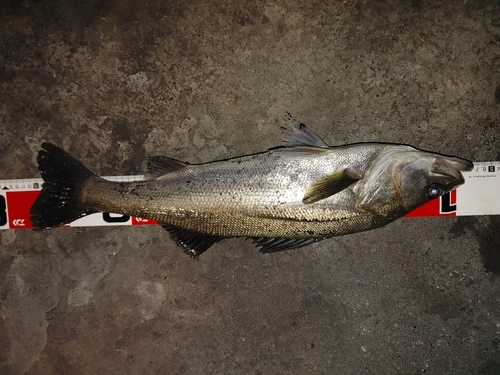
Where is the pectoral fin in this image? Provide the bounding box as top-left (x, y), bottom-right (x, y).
top-left (303, 170), bottom-right (359, 204)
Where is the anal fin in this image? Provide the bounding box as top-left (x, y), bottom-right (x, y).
top-left (252, 237), bottom-right (324, 253)
top-left (161, 224), bottom-right (223, 257)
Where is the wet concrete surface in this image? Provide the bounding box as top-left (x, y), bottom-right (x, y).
top-left (1, 0), bottom-right (500, 374)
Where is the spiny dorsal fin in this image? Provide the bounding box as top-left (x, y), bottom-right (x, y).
top-left (282, 113), bottom-right (330, 148)
top-left (303, 169), bottom-right (359, 204)
top-left (161, 224), bottom-right (223, 257)
top-left (145, 156), bottom-right (189, 179)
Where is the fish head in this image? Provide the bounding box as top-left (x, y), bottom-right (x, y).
top-left (357, 146), bottom-right (473, 218)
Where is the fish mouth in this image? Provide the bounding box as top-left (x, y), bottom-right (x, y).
top-left (430, 156), bottom-right (473, 185)
top-left (440, 156), bottom-right (474, 172)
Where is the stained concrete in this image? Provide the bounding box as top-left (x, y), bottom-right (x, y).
top-left (1, 0), bottom-right (500, 374)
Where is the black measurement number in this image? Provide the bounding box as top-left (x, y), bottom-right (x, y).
top-left (102, 212), bottom-right (130, 223)
top-left (440, 192), bottom-right (456, 213)
top-left (0, 195), bottom-right (7, 226)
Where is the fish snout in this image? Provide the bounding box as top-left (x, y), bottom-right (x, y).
top-left (442, 156), bottom-right (474, 172)
top-left (430, 156), bottom-right (473, 185)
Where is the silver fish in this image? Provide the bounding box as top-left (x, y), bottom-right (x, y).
top-left (30, 114), bottom-right (473, 256)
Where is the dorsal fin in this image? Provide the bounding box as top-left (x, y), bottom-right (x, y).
top-left (303, 169), bottom-right (359, 204)
top-left (145, 156), bottom-right (189, 179)
top-left (282, 113), bottom-right (330, 148)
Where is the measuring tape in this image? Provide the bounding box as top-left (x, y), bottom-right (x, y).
top-left (1, 162), bottom-right (498, 230)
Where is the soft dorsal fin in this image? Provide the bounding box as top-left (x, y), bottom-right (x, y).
top-left (282, 113), bottom-right (330, 148)
top-left (145, 156), bottom-right (189, 179)
top-left (303, 169), bottom-right (359, 204)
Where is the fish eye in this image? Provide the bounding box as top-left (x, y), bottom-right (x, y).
top-left (428, 184), bottom-right (441, 198)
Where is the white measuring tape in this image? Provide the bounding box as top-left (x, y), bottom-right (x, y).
top-left (1, 162), bottom-right (499, 230)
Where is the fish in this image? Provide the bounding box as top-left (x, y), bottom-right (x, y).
top-left (30, 113), bottom-right (473, 256)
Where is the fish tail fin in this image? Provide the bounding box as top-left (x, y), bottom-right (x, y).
top-left (30, 143), bottom-right (98, 229)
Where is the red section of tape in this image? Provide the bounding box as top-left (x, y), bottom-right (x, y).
top-left (132, 217), bottom-right (158, 225)
top-left (6, 190), bottom-right (40, 229)
top-left (405, 199), bottom-right (440, 217)
top-left (405, 190), bottom-right (457, 217)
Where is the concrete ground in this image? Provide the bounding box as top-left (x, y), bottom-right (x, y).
top-left (1, 0), bottom-right (500, 374)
